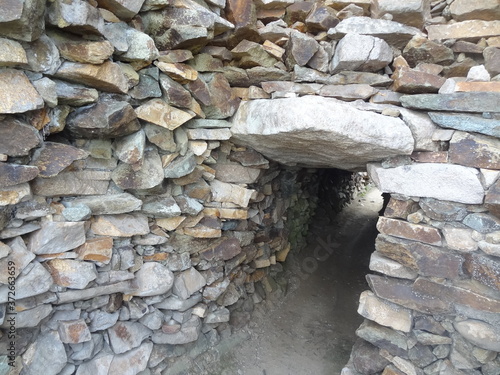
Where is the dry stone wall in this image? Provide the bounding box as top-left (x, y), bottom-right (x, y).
top-left (0, 0), bottom-right (499, 374)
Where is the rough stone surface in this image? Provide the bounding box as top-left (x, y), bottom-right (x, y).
top-left (46, 259), bottom-right (98, 289)
top-left (0, 118), bottom-right (41, 157)
top-left (358, 291), bottom-right (412, 332)
top-left (231, 96), bottom-right (414, 170)
top-left (132, 262), bottom-right (174, 297)
top-left (91, 214), bottom-right (149, 237)
top-left (28, 221), bottom-right (86, 255)
top-left (0, 69), bottom-right (44, 113)
top-left (368, 163), bottom-right (484, 204)
top-left (21, 331), bottom-right (67, 375)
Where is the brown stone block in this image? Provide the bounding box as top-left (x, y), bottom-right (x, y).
top-left (377, 217), bottom-right (442, 246)
top-left (464, 253), bottom-right (500, 291)
top-left (449, 131), bottom-right (500, 170)
top-left (392, 67), bottom-right (446, 94)
top-left (200, 237), bottom-right (242, 261)
top-left (58, 319), bottom-right (91, 344)
top-left (0, 163), bottom-right (39, 188)
top-left (410, 151), bottom-right (448, 163)
top-left (455, 81), bottom-right (500, 93)
top-left (76, 237), bottom-right (113, 264)
top-left (384, 198), bottom-right (419, 219)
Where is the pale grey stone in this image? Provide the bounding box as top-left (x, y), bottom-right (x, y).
top-left (28, 221), bottom-right (86, 255)
top-left (114, 130), bottom-right (146, 165)
top-left (141, 196), bottom-right (181, 218)
top-left (75, 352), bottom-right (113, 375)
top-left (205, 308), bottom-right (230, 324)
top-left (119, 27), bottom-right (159, 63)
top-left (173, 267), bottom-right (207, 299)
top-left (109, 342), bottom-right (153, 375)
top-left (174, 195), bottom-right (204, 215)
top-left (369, 252), bottom-right (418, 279)
top-left (330, 33), bottom-right (393, 74)
top-left (164, 153), bottom-right (197, 179)
top-left (231, 96), bottom-right (414, 171)
top-left (62, 204), bottom-right (92, 221)
top-left (399, 109), bottom-right (440, 151)
top-left (108, 321), bottom-right (152, 354)
top-left (21, 331), bottom-right (67, 375)
top-left (368, 163), bottom-right (484, 204)
top-left (358, 291), bottom-right (413, 332)
top-left (154, 293), bottom-right (202, 312)
top-left (64, 193), bottom-right (142, 215)
top-left (3, 303), bottom-right (52, 328)
top-left (139, 309), bottom-right (164, 330)
top-left (132, 262), bottom-right (174, 297)
top-left (89, 310), bottom-right (120, 332)
top-left (0, 262), bottom-right (52, 303)
top-left (152, 316), bottom-right (201, 345)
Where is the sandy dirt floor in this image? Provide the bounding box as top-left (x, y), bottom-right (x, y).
top-left (172, 187), bottom-right (383, 375)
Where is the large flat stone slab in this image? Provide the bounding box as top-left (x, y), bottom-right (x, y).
top-left (368, 163), bottom-right (484, 204)
top-left (230, 96), bottom-right (414, 171)
top-left (401, 92), bottom-right (500, 112)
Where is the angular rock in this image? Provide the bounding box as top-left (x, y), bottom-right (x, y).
top-left (108, 342), bottom-right (153, 375)
top-left (393, 67), bottom-right (445, 93)
top-left (54, 61), bottom-right (129, 94)
top-left (0, 69), bottom-right (44, 113)
top-left (371, 0), bottom-right (430, 28)
top-left (47, 0), bottom-right (104, 36)
top-left (484, 47), bottom-right (500, 77)
top-left (450, 0), bottom-right (500, 21)
top-left (91, 214), bottom-right (149, 237)
top-left (159, 74), bottom-right (193, 108)
top-left (144, 123), bottom-right (176, 152)
top-left (173, 267), bottom-right (207, 299)
top-left (464, 252), bottom-right (500, 291)
top-left (132, 262), bottom-right (174, 297)
top-left (54, 80), bottom-right (99, 106)
top-left (24, 35), bottom-right (61, 74)
top-left (152, 316), bottom-right (201, 345)
top-left (31, 142), bottom-right (88, 178)
top-left (114, 130), bottom-right (145, 165)
top-left (135, 98), bottom-right (194, 130)
top-left (75, 353), bottom-right (113, 375)
top-left (442, 226), bottom-right (478, 252)
top-left (428, 112), bottom-right (500, 138)
top-left (66, 99), bottom-right (139, 139)
top-left (231, 40), bottom-right (278, 68)
top-left (377, 217), bottom-right (442, 246)
top-left (0, 0), bottom-right (45, 42)
top-left (351, 339), bottom-right (390, 374)
top-left (46, 259), bottom-right (98, 289)
top-left (330, 33), bottom-right (392, 74)
top-left (305, 4), bottom-right (339, 32)
top-left (427, 20), bottom-right (500, 42)
top-left (369, 252), bottom-right (419, 279)
top-left (0, 163), bottom-right (39, 188)
top-left (186, 128), bottom-right (232, 140)
top-left (108, 321), bottom-right (152, 354)
top-left (0, 261), bottom-right (52, 302)
top-left (0, 37), bottom-right (27, 66)
top-left (65, 193), bottom-right (142, 215)
top-left (0, 117), bottom-right (40, 157)
top-left (399, 109), bottom-right (439, 151)
top-left (368, 163), bottom-right (484, 204)
top-left (0, 183), bottom-right (31, 206)
top-left (454, 320), bottom-right (500, 352)
top-left (0, 236), bottom-right (34, 282)
top-left (231, 96), bottom-right (414, 170)
top-left (50, 32), bottom-right (114, 65)
top-left (175, 195), bottom-right (204, 215)
top-left (319, 84), bottom-right (378, 101)
top-left (21, 331), bottom-right (67, 375)
top-left (112, 148), bottom-right (164, 190)
top-left (129, 67), bottom-right (162, 100)
top-left (328, 16), bottom-right (423, 49)
top-left (355, 320), bottom-right (408, 357)
top-left (358, 291), bottom-right (412, 332)
top-left (285, 30), bottom-right (319, 68)
top-left (31, 171), bottom-right (110, 196)
top-left (76, 237), bottom-right (113, 263)
top-left (58, 319), bottom-right (91, 344)
top-left (142, 196), bottom-right (181, 218)
top-left (210, 180), bottom-right (255, 207)
top-left (225, 0), bottom-right (259, 46)
top-left (215, 163), bottom-right (261, 184)
top-left (28, 221), bottom-right (86, 255)
top-left (449, 132), bottom-right (500, 170)
top-left (403, 35), bottom-right (454, 67)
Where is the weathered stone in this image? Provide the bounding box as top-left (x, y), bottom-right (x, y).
top-left (371, 0), bottom-right (430, 28)
top-left (191, 73), bottom-right (240, 119)
top-left (58, 319), bottom-right (91, 344)
top-left (128, 68), bottom-right (161, 100)
top-left (305, 4), bottom-right (339, 32)
top-left (403, 35), bottom-right (454, 67)
top-left (215, 163), bottom-right (261, 184)
top-left (142, 196), bottom-right (181, 218)
top-left (75, 352), bottom-right (113, 375)
top-left (358, 290), bottom-right (412, 332)
top-left (454, 320), bottom-right (500, 353)
top-left (144, 124), bottom-right (176, 153)
top-left (0, 69), bottom-right (44, 113)
top-left (0, 37), bottom-right (27, 66)
top-left (91, 214), bottom-right (149, 237)
top-left (210, 180), bottom-right (255, 207)
top-left (114, 130), bottom-right (145, 165)
top-left (155, 61), bottom-right (198, 84)
top-left (367, 274), bottom-right (453, 314)
top-left (356, 320), bottom-right (408, 357)
top-left (66, 99), bottom-right (139, 139)
top-left (46, 259), bottom-right (98, 289)
top-left (231, 40), bottom-right (277, 68)
top-left (32, 171), bottom-right (110, 196)
top-left (159, 74), bottom-right (193, 109)
top-left (109, 342), bottom-right (153, 375)
top-left (419, 198), bottom-right (468, 222)
top-left (28, 221), bottom-right (85, 255)
top-left (449, 131), bottom-right (500, 170)
top-left (232, 96), bottom-right (414, 170)
top-left (0, 237), bottom-right (34, 283)
top-left (0, 163), bottom-right (39, 188)
top-left (152, 316), bottom-right (201, 344)
top-left (173, 267), bottom-right (207, 299)
top-left (108, 321), bottom-right (151, 354)
top-left (47, 0), bottom-right (104, 36)
top-left (49, 32), bottom-right (114, 65)
top-left (65, 193), bottom-right (142, 215)
top-left (112, 149), bottom-right (164, 190)
top-left (328, 16), bottom-right (424, 49)
top-left (484, 47), bottom-right (500, 77)
top-left (21, 331), bottom-right (67, 375)
top-left (368, 163), bottom-right (484, 204)
top-left (54, 61), bottom-right (129, 94)
top-left (376, 234), bottom-right (463, 278)
top-left (463, 213), bottom-right (500, 234)
top-left (31, 142), bottom-right (88, 178)
top-left (164, 153), bottom-right (197, 179)
top-left (135, 98), bottom-right (194, 131)
top-left (118, 27), bottom-right (159, 63)
top-left (0, 117), bottom-right (40, 157)
top-left (132, 262), bottom-right (174, 297)
top-left (225, 0), bottom-right (258, 46)
top-left (450, 0), bottom-right (500, 22)
top-left (0, 183), bottom-right (31, 206)
top-left (54, 80), bottom-right (99, 106)
top-left (377, 217), bottom-right (442, 246)
top-left (0, 261), bottom-right (52, 302)
top-left (331, 33), bottom-right (392, 74)
top-left (0, 0), bottom-right (45, 42)
top-left (76, 237), bottom-right (113, 264)
top-left (186, 128), bottom-right (232, 140)
top-left (441, 226), bottom-right (478, 252)
top-left (285, 30), bottom-right (319, 68)
top-left (427, 20), bottom-right (500, 42)
top-left (464, 252), bottom-right (500, 291)
top-left (393, 67), bottom-right (445, 93)
top-left (429, 112), bottom-right (500, 138)
top-left (32, 77), bottom-right (58, 108)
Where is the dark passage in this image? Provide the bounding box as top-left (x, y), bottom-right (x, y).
top-left (195, 173), bottom-right (383, 375)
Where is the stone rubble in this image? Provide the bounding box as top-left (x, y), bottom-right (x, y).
top-left (0, 0), bottom-right (498, 374)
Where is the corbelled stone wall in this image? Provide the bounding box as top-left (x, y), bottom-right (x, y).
top-left (0, 0), bottom-right (499, 374)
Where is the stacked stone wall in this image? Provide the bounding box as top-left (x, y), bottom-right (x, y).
top-left (0, 0), bottom-right (499, 374)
